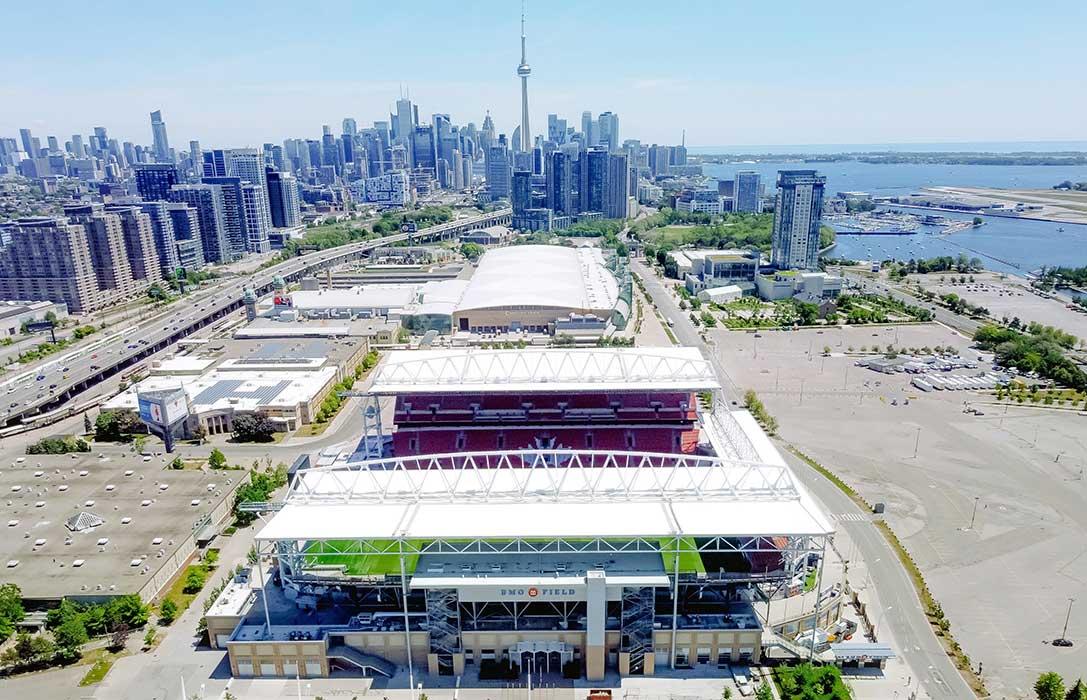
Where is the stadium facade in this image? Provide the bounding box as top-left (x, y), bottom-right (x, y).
top-left (209, 348), bottom-right (835, 682)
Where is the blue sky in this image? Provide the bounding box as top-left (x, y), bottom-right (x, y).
top-left (2, 0), bottom-right (1084, 149)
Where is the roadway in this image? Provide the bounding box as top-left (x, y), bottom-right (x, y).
top-left (630, 259), bottom-right (973, 699)
top-left (0, 208), bottom-right (511, 428)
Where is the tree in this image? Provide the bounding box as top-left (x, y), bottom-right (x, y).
top-left (158, 599), bottom-right (178, 626)
top-left (1067, 680), bottom-right (1087, 700)
top-left (208, 448), bottom-right (227, 470)
top-left (170, 456), bottom-right (184, 470)
top-left (54, 618), bottom-right (89, 655)
top-left (109, 623), bottom-right (130, 651)
top-left (231, 414), bottom-right (277, 443)
top-left (106, 594), bottom-right (150, 628)
top-left (131, 434), bottom-right (147, 454)
top-left (183, 568), bottom-right (206, 594)
top-left (143, 627), bottom-right (156, 648)
top-left (192, 424), bottom-right (208, 444)
top-left (1036, 672), bottom-right (1067, 700)
top-left (460, 242), bottom-right (485, 261)
top-left (754, 683), bottom-right (773, 700)
top-left (83, 412), bottom-right (92, 434)
top-left (0, 583), bottom-right (24, 643)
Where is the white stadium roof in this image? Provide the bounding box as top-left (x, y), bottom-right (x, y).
top-left (369, 347), bottom-right (719, 394)
top-left (256, 444), bottom-right (834, 543)
top-left (454, 245), bottom-right (619, 314)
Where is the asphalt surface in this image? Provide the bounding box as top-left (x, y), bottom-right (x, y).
top-left (840, 270), bottom-right (983, 337)
top-left (0, 208), bottom-right (511, 427)
top-left (631, 260), bottom-right (974, 699)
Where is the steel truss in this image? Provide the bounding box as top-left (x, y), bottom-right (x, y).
top-left (286, 448), bottom-right (801, 504)
top-left (369, 348), bottom-right (717, 394)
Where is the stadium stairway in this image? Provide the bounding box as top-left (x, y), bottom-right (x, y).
top-left (327, 646), bottom-right (397, 677)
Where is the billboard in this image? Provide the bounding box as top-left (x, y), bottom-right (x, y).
top-left (25, 320), bottom-right (55, 333)
top-left (137, 389), bottom-right (189, 427)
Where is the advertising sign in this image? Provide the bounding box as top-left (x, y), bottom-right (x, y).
top-left (137, 388), bottom-right (189, 427)
top-left (25, 321), bottom-right (55, 333)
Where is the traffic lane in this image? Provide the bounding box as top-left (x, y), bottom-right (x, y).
top-left (785, 450), bottom-right (973, 699)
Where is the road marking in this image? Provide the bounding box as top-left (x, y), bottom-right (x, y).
top-left (831, 512), bottom-right (869, 522)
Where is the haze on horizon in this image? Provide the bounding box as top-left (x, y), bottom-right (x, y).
top-left (2, 0), bottom-right (1084, 149)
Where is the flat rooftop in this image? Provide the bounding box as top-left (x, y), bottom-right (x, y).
top-left (369, 347), bottom-right (719, 394)
top-left (0, 452), bottom-right (237, 600)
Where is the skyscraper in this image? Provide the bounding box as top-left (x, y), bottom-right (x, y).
top-left (395, 98), bottom-right (414, 164)
top-left (580, 147), bottom-right (609, 213)
top-left (136, 201), bottom-right (181, 276)
top-left (547, 114), bottom-right (567, 144)
top-left (150, 110), bottom-right (171, 163)
top-left (516, 6), bottom-right (532, 153)
top-left (605, 152), bottom-right (630, 218)
top-left (103, 205), bottom-right (164, 285)
top-left (485, 135), bottom-right (512, 202)
top-left (18, 128), bottom-right (33, 156)
top-left (134, 163), bottom-right (180, 202)
top-left (166, 203), bottom-right (206, 270)
top-left (734, 171), bottom-right (761, 213)
top-left (169, 184), bottom-right (230, 264)
top-left (511, 170), bottom-right (533, 215)
top-left (771, 170), bottom-right (826, 270)
top-left (266, 169), bottom-right (301, 228)
top-left (598, 112), bottom-right (619, 152)
top-left (546, 150), bottom-right (576, 215)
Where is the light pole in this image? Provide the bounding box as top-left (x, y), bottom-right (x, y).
top-left (1059, 597), bottom-right (1075, 644)
top-left (799, 378), bottom-right (806, 406)
top-left (912, 426), bottom-right (921, 459)
top-left (968, 497), bottom-right (980, 530)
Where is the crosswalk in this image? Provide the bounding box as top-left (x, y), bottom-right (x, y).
top-left (830, 512), bottom-right (869, 522)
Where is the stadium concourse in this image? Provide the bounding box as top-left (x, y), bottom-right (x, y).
top-left (207, 347), bottom-right (835, 684)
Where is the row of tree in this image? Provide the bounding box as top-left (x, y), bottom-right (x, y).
top-left (974, 323), bottom-right (1087, 391)
top-left (1035, 672), bottom-right (1087, 700)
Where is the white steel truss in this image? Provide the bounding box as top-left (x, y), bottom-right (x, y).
top-left (369, 347), bottom-right (718, 394)
top-left (286, 449), bottom-right (800, 505)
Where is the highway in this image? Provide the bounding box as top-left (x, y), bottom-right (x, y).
top-left (0, 208), bottom-right (511, 428)
top-left (630, 259), bottom-right (973, 699)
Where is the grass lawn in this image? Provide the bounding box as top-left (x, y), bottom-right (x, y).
top-left (78, 658), bottom-right (113, 686)
top-left (642, 225), bottom-right (697, 247)
top-left (158, 560), bottom-right (217, 615)
top-left (294, 422), bottom-right (331, 438)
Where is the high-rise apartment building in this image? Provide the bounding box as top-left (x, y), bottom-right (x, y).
top-left (266, 169), bottom-right (301, 228)
top-left (169, 184), bottom-right (230, 263)
top-left (135, 201), bottom-right (181, 276)
top-left (579, 147), bottom-right (609, 213)
top-left (65, 204), bottom-right (138, 302)
top-left (103, 205), bottom-right (164, 285)
top-left (166, 203), bottom-right (206, 270)
top-left (134, 163), bottom-right (181, 202)
top-left (605, 152), bottom-right (630, 218)
top-left (0, 216), bottom-right (102, 312)
top-left (734, 171), bottom-right (761, 213)
top-left (511, 170), bottom-right (533, 215)
top-left (770, 170), bottom-right (826, 270)
top-left (546, 150), bottom-right (576, 215)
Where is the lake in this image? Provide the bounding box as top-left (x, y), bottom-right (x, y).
top-left (700, 160), bottom-right (1087, 275)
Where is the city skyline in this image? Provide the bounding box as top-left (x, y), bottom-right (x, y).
top-left (2, 0), bottom-right (1085, 147)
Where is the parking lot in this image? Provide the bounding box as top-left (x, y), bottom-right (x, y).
top-left (712, 322), bottom-right (1087, 698)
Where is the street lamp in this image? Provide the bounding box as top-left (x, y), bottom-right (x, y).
top-left (1057, 598), bottom-right (1075, 646)
top-left (968, 497), bottom-right (980, 530)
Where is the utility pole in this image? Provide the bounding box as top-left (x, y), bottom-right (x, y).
top-left (968, 496), bottom-right (980, 530)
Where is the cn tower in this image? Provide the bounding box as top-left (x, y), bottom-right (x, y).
top-left (516, 2), bottom-right (532, 152)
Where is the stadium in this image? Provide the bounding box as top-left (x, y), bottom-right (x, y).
top-left (208, 347), bottom-right (835, 682)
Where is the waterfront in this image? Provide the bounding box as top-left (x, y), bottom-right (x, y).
top-left (702, 160), bottom-right (1087, 274)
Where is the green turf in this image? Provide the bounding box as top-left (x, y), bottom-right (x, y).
top-left (660, 538), bottom-right (706, 574)
top-left (306, 539), bottom-right (422, 575)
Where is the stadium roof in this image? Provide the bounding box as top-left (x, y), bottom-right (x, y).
top-left (454, 246), bottom-right (618, 314)
top-left (255, 448), bottom-right (834, 543)
top-left (369, 347), bottom-right (719, 394)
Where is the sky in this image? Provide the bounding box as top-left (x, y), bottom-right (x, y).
top-left (2, 0), bottom-right (1085, 150)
